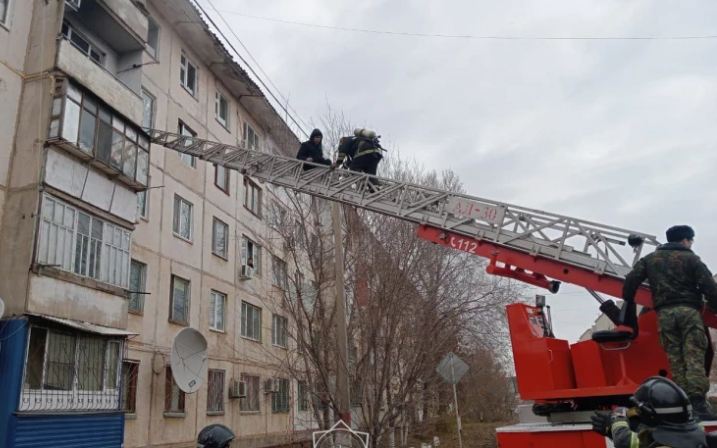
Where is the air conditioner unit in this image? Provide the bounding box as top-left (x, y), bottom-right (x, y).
top-left (65, 0), bottom-right (81, 11)
top-left (264, 378), bottom-right (279, 394)
top-left (240, 265), bottom-right (254, 280)
top-left (228, 379), bottom-right (247, 399)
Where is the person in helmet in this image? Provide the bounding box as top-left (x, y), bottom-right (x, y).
top-left (296, 128), bottom-right (331, 170)
top-left (623, 225), bottom-right (717, 420)
top-left (334, 128), bottom-right (385, 181)
top-left (591, 376), bottom-right (707, 448)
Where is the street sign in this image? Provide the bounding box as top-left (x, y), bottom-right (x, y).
top-left (436, 352), bottom-right (469, 385)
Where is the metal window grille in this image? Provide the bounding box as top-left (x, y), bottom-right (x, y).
top-left (170, 275), bottom-right (190, 324)
top-left (37, 195), bottom-right (131, 288)
top-left (207, 369), bottom-right (225, 413)
top-left (271, 314), bottom-right (288, 348)
top-left (239, 374), bottom-right (260, 412)
top-left (121, 360), bottom-right (139, 413)
top-left (209, 291), bottom-right (226, 331)
top-left (20, 326), bottom-right (123, 412)
top-left (164, 366), bottom-right (185, 413)
top-left (271, 378), bottom-right (290, 413)
top-left (212, 218), bottom-right (228, 258)
top-left (128, 260), bottom-right (146, 313)
top-left (240, 301), bottom-right (261, 341)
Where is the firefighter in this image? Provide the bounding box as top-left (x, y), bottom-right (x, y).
top-left (591, 376), bottom-right (707, 447)
top-left (333, 128), bottom-right (384, 182)
top-left (296, 128), bottom-right (331, 170)
top-left (623, 225), bottom-right (717, 421)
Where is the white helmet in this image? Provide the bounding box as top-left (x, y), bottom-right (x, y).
top-left (353, 128), bottom-right (377, 139)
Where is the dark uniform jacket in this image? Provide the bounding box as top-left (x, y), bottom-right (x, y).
top-left (623, 243), bottom-right (717, 311)
top-left (296, 129), bottom-right (330, 169)
top-left (611, 418), bottom-right (707, 448)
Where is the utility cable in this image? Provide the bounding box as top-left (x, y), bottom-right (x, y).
top-left (216, 9), bottom-right (717, 41)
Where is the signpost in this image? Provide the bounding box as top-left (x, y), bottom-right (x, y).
top-left (436, 352), bottom-right (469, 448)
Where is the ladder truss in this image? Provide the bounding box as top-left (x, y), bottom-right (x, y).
top-left (148, 130), bottom-right (660, 289)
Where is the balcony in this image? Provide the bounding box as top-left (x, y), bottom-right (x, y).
top-left (47, 78), bottom-right (149, 191)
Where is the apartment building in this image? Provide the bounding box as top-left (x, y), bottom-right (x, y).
top-left (0, 1), bottom-right (311, 447)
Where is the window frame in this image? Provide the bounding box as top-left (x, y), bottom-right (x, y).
top-left (172, 194), bottom-right (193, 242)
top-left (146, 15), bottom-right (160, 60)
top-left (297, 380), bottom-right (309, 412)
top-left (177, 120), bottom-right (197, 167)
top-left (164, 366), bottom-right (186, 415)
top-left (169, 275), bottom-right (190, 326)
top-left (240, 301), bottom-right (262, 342)
top-left (243, 177), bottom-right (262, 218)
top-left (211, 217), bottom-right (229, 260)
top-left (240, 237), bottom-right (262, 276)
top-left (179, 51), bottom-right (198, 97)
top-left (61, 20), bottom-right (105, 66)
top-left (137, 189), bottom-right (149, 221)
top-left (128, 259), bottom-right (147, 315)
top-left (209, 290), bottom-right (226, 332)
top-left (271, 378), bottom-right (290, 413)
top-left (271, 255), bottom-right (288, 290)
top-left (271, 314), bottom-right (288, 348)
top-left (0, 0), bottom-right (11, 28)
top-left (214, 164), bottom-right (230, 194)
top-left (207, 369), bottom-right (225, 414)
top-left (242, 122), bottom-right (259, 150)
top-left (141, 87), bottom-right (155, 129)
top-left (215, 91), bottom-right (229, 129)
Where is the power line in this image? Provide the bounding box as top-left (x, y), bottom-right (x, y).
top-left (216, 9), bottom-right (717, 41)
top-left (193, 0), bottom-right (310, 139)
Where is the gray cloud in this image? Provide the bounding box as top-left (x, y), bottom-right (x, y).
top-left (207, 0), bottom-right (717, 341)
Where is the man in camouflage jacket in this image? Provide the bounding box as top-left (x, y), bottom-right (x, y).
top-left (623, 225), bottom-right (717, 420)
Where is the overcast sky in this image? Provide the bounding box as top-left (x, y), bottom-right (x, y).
top-left (202, 0), bottom-right (717, 342)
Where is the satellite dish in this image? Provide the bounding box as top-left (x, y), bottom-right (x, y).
top-left (0, 297), bottom-right (5, 319)
top-left (170, 327), bottom-right (208, 394)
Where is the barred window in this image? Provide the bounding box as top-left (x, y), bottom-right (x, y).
top-left (271, 378), bottom-right (290, 413)
top-left (165, 366), bottom-right (185, 414)
top-left (207, 369), bottom-right (225, 413)
top-left (271, 314), bottom-right (288, 348)
top-left (36, 195), bottom-right (131, 289)
top-left (121, 360), bottom-right (139, 413)
top-left (240, 301), bottom-right (261, 341)
top-left (240, 374), bottom-right (260, 412)
top-left (21, 326), bottom-right (123, 412)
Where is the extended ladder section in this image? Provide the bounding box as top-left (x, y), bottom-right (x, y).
top-left (148, 130), bottom-right (660, 300)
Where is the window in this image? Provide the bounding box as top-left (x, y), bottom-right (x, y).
top-left (243, 177), bottom-right (262, 217)
top-left (212, 218), bottom-right (228, 259)
top-left (21, 326), bottom-right (123, 411)
top-left (49, 81), bottom-right (149, 187)
top-left (0, 0), bottom-right (9, 25)
top-left (165, 366), bottom-right (185, 414)
top-left (272, 256), bottom-right (288, 290)
top-left (179, 52), bottom-right (198, 96)
top-left (36, 195), bottom-right (131, 288)
top-left (271, 378), bottom-right (290, 413)
top-left (214, 164), bottom-right (229, 193)
top-left (172, 195), bottom-right (193, 241)
top-left (241, 301), bottom-right (262, 341)
top-left (128, 260), bottom-right (146, 314)
top-left (209, 290), bottom-right (226, 332)
top-left (170, 275), bottom-right (190, 325)
top-left (141, 88), bottom-right (155, 129)
top-left (137, 190), bottom-right (149, 220)
top-left (61, 21), bottom-right (104, 65)
top-left (241, 237), bottom-right (262, 276)
top-left (215, 92), bottom-right (229, 128)
top-left (146, 16), bottom-right (159, 59)
top-left (207, 369), bottom-right (225, 413)
top-left (297, 381), bottom-right (309, 412)
top-left (240, 374), bottom-right (260, 412)
top-left (242, 122), bottom-right (259, 150)
top-left (122, 360), bottom-right (139, 413)
top-left (272, 314), bottom-right (288, 348)
top-left (177, 120), bottom-right (196, 167)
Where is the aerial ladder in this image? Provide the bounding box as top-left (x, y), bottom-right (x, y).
top-left (148, 130), bottom-right (717, 447)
